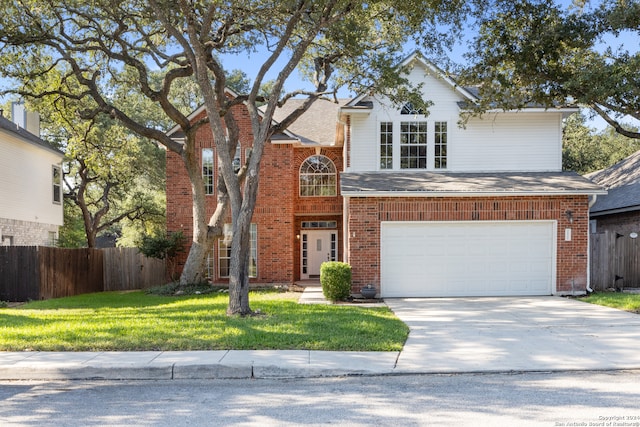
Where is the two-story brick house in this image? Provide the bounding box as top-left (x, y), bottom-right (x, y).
top-left (166, 53), bottom-right (605, 297)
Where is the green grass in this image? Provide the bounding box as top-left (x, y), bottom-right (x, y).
top-left (580, 292), bottom-right (640, 314)
top-left (0, 290), bottom-right (408, 352)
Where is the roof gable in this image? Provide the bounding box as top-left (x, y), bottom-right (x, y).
top-left (166, 88), bottom-right (298, 143)
top-left (344, 51), bottom-right (478, 109)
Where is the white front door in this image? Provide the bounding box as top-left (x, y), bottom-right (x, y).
top-left (301, 230), bottom-right (337, 279)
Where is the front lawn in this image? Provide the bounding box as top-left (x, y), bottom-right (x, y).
top-left (0, 290), bottom-right (408, 352)
top-left (580, 292), bottom-right (640, 314)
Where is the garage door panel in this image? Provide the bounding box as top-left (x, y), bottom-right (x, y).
top-left (381, 221), bottom-right (555, 297)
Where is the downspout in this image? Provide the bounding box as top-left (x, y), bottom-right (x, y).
top-left (343, 196), bottom-right (350, 264)
top-left (586, 195), bottom-right (598, 293)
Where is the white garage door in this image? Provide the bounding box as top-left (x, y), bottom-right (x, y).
top-left (381, 221), bottom-right (555, 297)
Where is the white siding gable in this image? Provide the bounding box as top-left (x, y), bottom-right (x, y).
top-left (346, 59), bottom-right (564, 173)
top-left (0, 130), bottom-right (64, 227)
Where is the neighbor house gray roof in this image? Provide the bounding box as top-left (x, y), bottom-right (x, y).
top-left (586, 150), bottom-right (640, 216)
top-left (0, 114), bottom-right (63, 157)
top-left (340, 171), bottom-right (606, 197)
top-left (270, 98), bottom-right (348, 146)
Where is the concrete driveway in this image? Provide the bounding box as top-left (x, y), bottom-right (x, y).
top-left (386, 297), bottom-right (640, 373)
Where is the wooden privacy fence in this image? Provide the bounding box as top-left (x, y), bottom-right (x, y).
top-left (0, 246), bottom-right (166, 302)
top-left (590, 231), bottom-right (640, 291)
top-left (102, 247), bottom-right (166, 291)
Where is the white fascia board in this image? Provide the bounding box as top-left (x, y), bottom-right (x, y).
top-left (340, 107), bottom-right (372, 114)
top-left (479, 107), bottom-right (580, 114)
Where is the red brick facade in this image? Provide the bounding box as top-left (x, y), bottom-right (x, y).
top-left (166, 101), bottom-right (592, 296)
top-left (166, 104), bottom-right (343, 284)
top-left (346, 195), bottom-right (590, 295)
top-left (592, 210), bottom-right (640, 236)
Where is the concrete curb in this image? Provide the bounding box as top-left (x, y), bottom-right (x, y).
top-left (0, 350), bottom-right (400, 381)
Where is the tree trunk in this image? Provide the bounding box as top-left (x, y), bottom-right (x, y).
top-left (226, 208), bottom-right (253, 316)
top-left (178, 140), bottom-right (210, 285)
top-left (177, 134), bottom-right (230, 285)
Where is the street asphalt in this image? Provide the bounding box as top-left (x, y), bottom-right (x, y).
top-left (1, 288), bottom-right (640, 380)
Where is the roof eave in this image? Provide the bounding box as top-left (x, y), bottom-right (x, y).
top-left (0, 128), bottom-right (64, 158)
top-left (342, 189), bottom-right (608, 198)
top-left (590, 205), bottom-right (640, 217)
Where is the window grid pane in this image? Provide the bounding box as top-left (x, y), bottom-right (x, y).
top-left (299, 155), bottom-right (337, 197)
top-left (435, 121), bottom-right (448, 169)
top-left (52, 165), bottom-right (61, 204)
top-left (202, 148), bottom-right (214, 195)
top-left (400, 122), bottom-right (427, 169)
top-left (218, 224), bottom-right (257, 278)
top-left (380, 122), bottom-right (393, 169)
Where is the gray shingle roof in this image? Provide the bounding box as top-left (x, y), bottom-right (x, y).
top-left (586, 150), bottom-right (640, 215)
top-left (0, 114), bottom-right (63, 156)
top-left (271, 98), bottom-right (349, 145)
top-left (340, 171), bottom-right (605, 196)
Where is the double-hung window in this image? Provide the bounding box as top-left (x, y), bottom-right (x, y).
top-left (434, 122), bottom-right (448, 169)
top-left (380, 122), bottom-right (393, 170)
top-left (400, 122), bottom-right (428, 169)
top-left (52, 165), bottom-right (62, 204)
top-left (219, 223), bottom-right (257, 278)
top-left (379, 119), bottom-right (448, 170)
top-left (202, 148), bottom-right (214, 195)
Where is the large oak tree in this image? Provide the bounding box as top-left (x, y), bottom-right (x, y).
top-left (0, 0), bottom-right (469, 315)
top-left (460, 0), bottom-right (640, 139)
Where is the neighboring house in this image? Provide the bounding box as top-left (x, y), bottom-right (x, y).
top-left (0, 106), bottom-right (64, 246)
top-left (166, 52), bottom-right (605, 297)
top-left (586, 150), bottom-right (640, 236)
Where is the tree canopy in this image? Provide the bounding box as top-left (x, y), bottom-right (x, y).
top-left (563, 112), bottom-right (640, 174)
top-left (460, 0), bottom-right (640, 139)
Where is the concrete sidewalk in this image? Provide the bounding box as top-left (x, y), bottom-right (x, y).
top-left (0, 350), bottom-right (399, 380)
top-left (2, 291), bottom-right (640, 380)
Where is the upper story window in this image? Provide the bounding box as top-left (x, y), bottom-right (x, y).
top-left (400, 122), bottom-right (428, 169)
top-left (434, 122), bottom-right (448, 169)
top-left (299, 155), bottom-right (337, 197)
top-left (202, 148), bottom-right (214, 195)
top-left (52, 165), bottom-right (62, 204)
top-left (380, 122), bottom-right (393, 170)
top-left (379, 121), bottom-right (449, 170)
top-left (401, 102), bottom-right (426, 115)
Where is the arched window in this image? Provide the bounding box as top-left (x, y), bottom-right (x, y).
top-left (299, 155), bottom-right (337, 197)
top-left (401, 102), bottom-right (426, 115)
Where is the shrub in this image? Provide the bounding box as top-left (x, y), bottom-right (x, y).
top-left (320, 262), bottom-right (352, 302)
top-left (137, 231), bottom-right (186, 280)
top-left (137, 231), bottom-right (185, 260)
